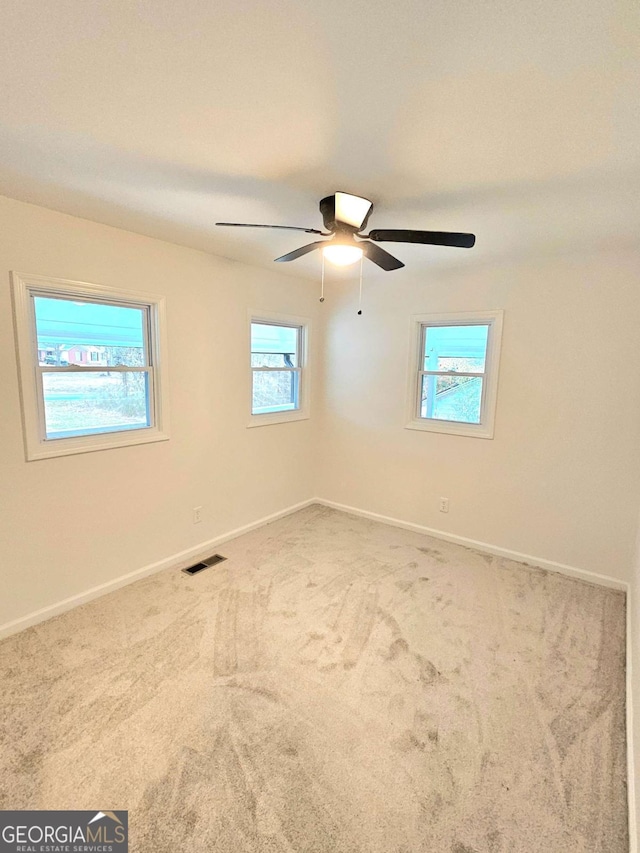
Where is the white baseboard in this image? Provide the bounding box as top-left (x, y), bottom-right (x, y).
top-left (4, 494), bottom-right (625, 637)
top-left (315, 497), bottom-right (629, 591)
top-left (0, 498), bottom-right (316, 641)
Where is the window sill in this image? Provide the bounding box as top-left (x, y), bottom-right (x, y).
top-left (247, 410), bottom-right (310, 428)
top-left (405, 418), bottom-right (494, 439)
top-left (26, 427), bottom-right (170, 461)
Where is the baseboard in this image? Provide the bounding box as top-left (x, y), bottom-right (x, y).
top-left (0, 497), bottom-right (316, 641)
top-left (315, 498), bottom-right (628, 591)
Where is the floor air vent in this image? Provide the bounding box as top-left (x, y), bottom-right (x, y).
top-left (182, 554), bottom-right (227, 575)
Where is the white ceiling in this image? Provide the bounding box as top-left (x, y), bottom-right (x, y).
top-left (1, 0), bottom-right (638, 279)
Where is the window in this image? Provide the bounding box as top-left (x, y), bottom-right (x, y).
top-left (406, 310), bottom-right (503, 438)
top-left (11, 272), bottom-right (169, 460)
top-left (248, 315), bottom-right (309, 426)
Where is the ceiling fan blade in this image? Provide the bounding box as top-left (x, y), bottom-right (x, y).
top-left (216, 222), bottom-right (325, 235)
top-left (274, 241), bottom-right (327, 263)
top-left (367, 229), bottom-right (476, 248)
top-left (361, 241), bottom-right (405, 271)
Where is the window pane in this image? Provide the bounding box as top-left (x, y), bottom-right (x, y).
top-left (252, 370), bottom-right (299, 414)
top-left (423, 324), bottom-right (489, 373)
top-left (34, 296), bottom-right (147, 367)
top-left (421, 374), bottom-right (483, 424)
top-left (42, 371), bottom-right (151, 439)
top-left (251, 322), bottom-right (298, 368)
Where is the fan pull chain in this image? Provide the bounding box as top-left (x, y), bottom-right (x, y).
top-left (319, 254), bottom-right (325, 302)
top-left (357, 256), bottom-right (363, 315)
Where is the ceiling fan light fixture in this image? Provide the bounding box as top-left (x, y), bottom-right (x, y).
top-left (334, 192), bottom-right (373, 229)
top-left (322, 244), bottom-right (363, 267)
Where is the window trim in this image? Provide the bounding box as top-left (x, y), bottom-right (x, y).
top-left (247, 311), bottom-right (310, 428)
top-left (405, 310), bottom-right (503, 439)
top-left (11, 272), bottom-right (170, 460)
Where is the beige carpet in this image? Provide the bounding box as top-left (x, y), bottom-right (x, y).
top-left (0, 505), bottom-right (628, 852)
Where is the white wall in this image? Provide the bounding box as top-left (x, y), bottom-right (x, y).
top-left (317, 248), bottom-right (640, 581)
top-left (0, 195), bottom-right (319, 629)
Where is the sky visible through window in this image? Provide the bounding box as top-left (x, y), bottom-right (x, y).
top-left (34, 296), bottom-right (146, 351)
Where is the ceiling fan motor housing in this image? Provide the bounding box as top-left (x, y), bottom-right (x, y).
top-left (319, 193), bottom-right (373, 233)
top-left (320, 195), bottom-right (343, 232)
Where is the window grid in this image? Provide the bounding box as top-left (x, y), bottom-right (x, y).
top-left (11, 271), bottom-right (169, 460)
top-left (251, 322), bottom-right (303, 416)
top-left (406, 310), bottom-right (503, 439)
top-left (417, 322), bottom-right (490, 424)
top-left (30, 292), bottom-right (156, 441)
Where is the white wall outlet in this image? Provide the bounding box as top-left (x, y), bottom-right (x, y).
top-left (193, 506), bottom-right (203, 524)
top-left (439, 497), bottom-right (449, 513)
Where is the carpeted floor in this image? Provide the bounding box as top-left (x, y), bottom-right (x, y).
top-left (0, 505), bottom-right (628, 852)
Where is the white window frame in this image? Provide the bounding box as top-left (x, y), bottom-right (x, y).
top-left (247, 311), bottom-right (310, 427)
top-left (11, 272), bottom-right (170, 460)
top-left (405, 310), bottom-right (503, 439)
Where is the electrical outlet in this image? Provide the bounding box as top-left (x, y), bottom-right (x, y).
top-left (439, 497), bottom-right (449, 513)
top-left (193, 506), bottom-right (203, 524)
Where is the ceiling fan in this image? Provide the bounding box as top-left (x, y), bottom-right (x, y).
top-left (216, 192), bottom-right (476, 271)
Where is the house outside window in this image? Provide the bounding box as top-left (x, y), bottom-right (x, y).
top-left (11, 272), bottom-right (169, 460)
top-left (248, 314), bottom-right (310, 427)
top-left (406, 310), bottom-right (503, 438)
